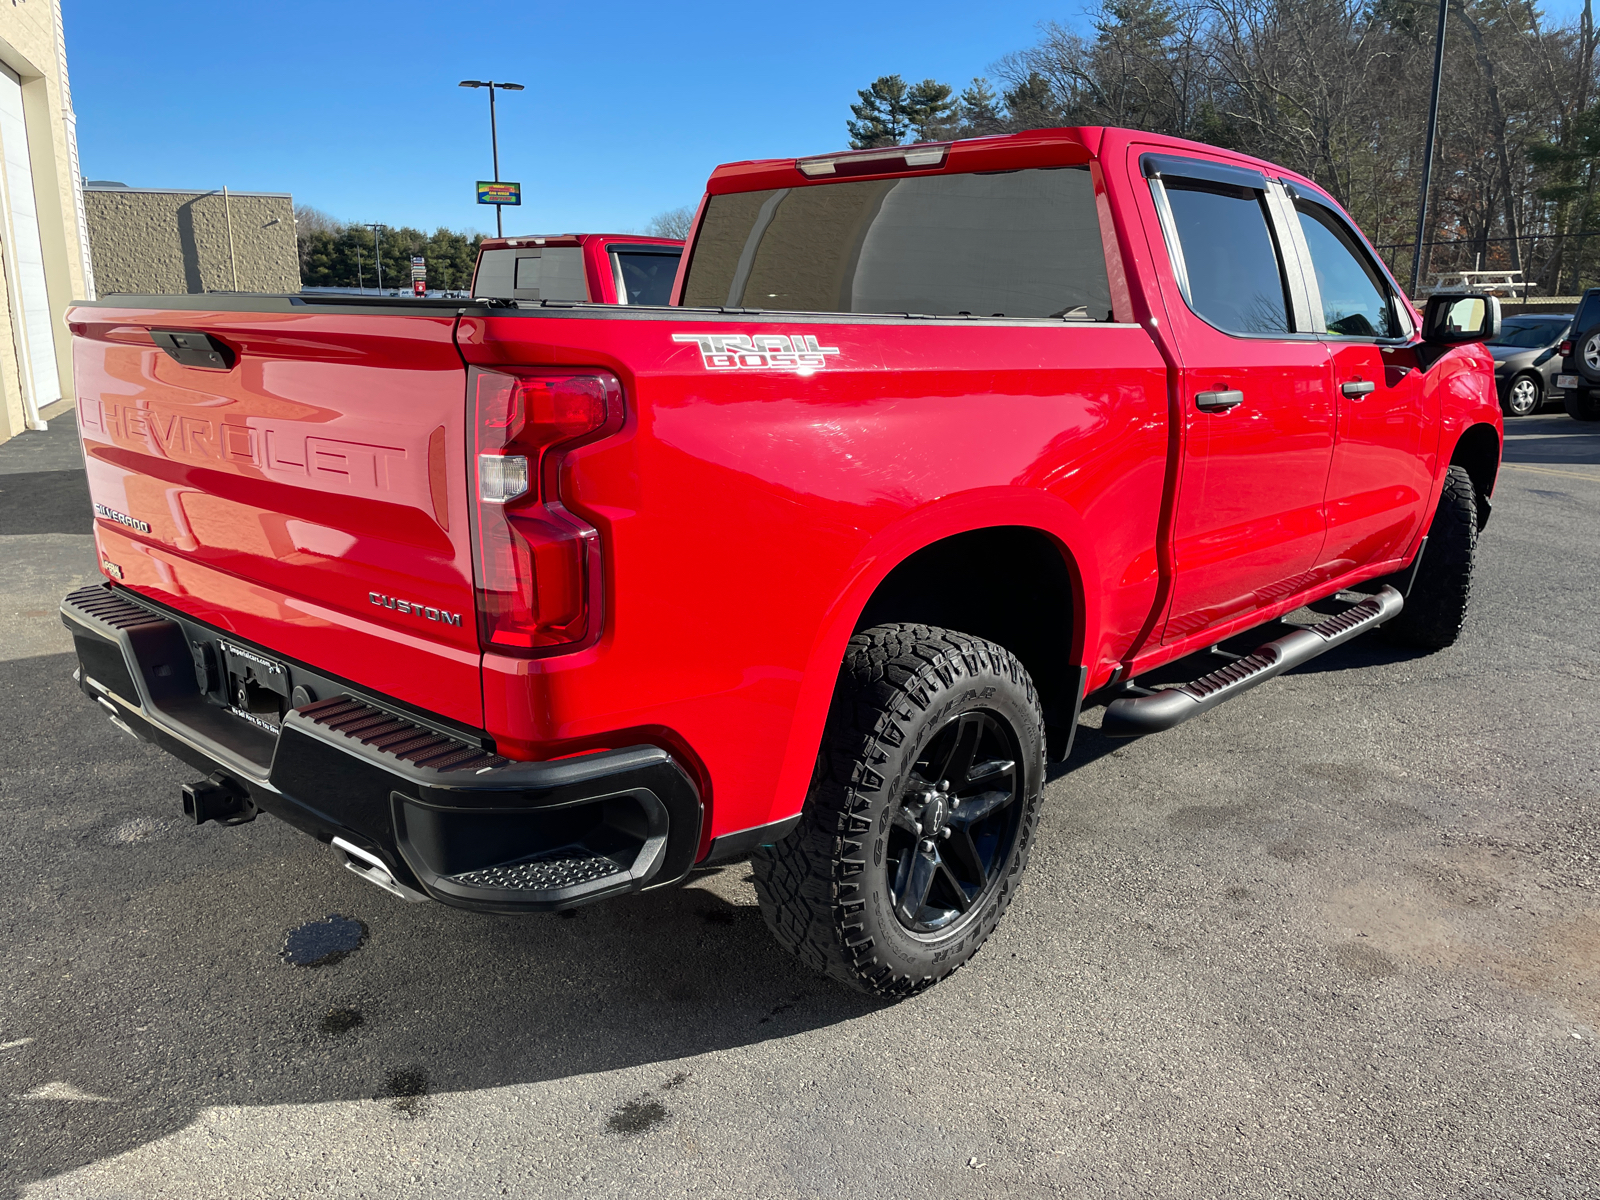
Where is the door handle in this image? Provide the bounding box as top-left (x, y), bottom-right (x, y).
top-left (1341, 379), bottom-right (1376, 398)
top-left (1195, 389), bottom-right (1244, 411)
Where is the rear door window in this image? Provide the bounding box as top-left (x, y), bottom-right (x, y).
top-left (1159, 177), bottom-right (1291, 336)
top-left (608, 246), bottom-right (681, 305)
top-left (473, 246), bottom-right (588, 301)
top-left (681, 167), bottom-right (1113, 320)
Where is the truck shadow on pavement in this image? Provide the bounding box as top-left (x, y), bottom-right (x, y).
top-left (0, 652), bottom-right (880, 1196)
top-left (1500, 412), bottom-right (1600, 466)
top-left (0, 470), bottom-right (91, 536)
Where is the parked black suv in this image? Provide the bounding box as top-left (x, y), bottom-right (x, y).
top-left (1555, 289), bottom-right (1600, 421)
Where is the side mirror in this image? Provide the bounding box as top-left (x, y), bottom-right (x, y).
top-left (1422, 292), bottom-right (1501, 344)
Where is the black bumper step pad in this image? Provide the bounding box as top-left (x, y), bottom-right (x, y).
top-left (62, 583), bottom-right (170, 633)
top-left (448, 849), bottom-right (627, 892)
top-left (297, 696), bottom-right (507, 774)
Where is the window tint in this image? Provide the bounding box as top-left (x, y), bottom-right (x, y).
top-left (1161, 179), bottom-right (1290, 336)
top-left (473, 247), bottom-right (588, 301)
top-left (681, 167), bottom-right (1113, 320)
top-left (1294, 201), bottom-right (1398, 339)
top-left (611, 247), bottom-right (681, 305)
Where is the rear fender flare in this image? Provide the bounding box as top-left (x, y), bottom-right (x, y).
top-left (765, 486), bottom-right (1099, 827)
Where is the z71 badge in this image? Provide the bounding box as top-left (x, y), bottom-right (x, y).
top-left (673, 333), bottom-right (840, 372)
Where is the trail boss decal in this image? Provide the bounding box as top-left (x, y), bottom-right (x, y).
top-left (672, 333), bottom-right (840, 372)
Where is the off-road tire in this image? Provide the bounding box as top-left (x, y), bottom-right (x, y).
top-left (1503, 372), bottom-right (1541, 417)
top-left (751, 624), bottom-right (1045, 998)
top-left (1566, 388), bottom-right (1600, 422)
top-left (1381, 465), bottom-right (1478, 651)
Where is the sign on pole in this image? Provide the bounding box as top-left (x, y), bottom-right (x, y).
top-left (413, 279), bottom-right (427, 297)
top-left (477, 181), bottom-right (522, 206)
top-left (410, 256), bottom-right (426, 280)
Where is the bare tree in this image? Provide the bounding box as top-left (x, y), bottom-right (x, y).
top-left (973, 0), bottom-right (1599, 291)
top-left (646, 206), bottom-right (696, 240)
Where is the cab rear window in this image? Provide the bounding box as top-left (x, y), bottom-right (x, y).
top-left (473, 247), bottom-right (588, 301)
top-left (681, 166), bottom-right (1113, 320)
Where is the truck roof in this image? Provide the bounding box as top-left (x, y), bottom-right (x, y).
top-left (476, 233), bottom-right (682, 251)
top-left (704, 125), bottom-right (1320, 201)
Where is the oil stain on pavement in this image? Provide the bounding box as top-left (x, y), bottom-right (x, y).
top-left (320, 1007), bottom-right (365, 1035)
top-left (280, 915), bottom-right (367, 967)
top-left (384, 1068), bottom-right (428, 1117)
top-left (607, 1097), bottom-right (668, 1135)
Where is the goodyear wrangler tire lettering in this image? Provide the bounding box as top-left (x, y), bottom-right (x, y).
top-left (751, 622), bottom-right (1046, 999)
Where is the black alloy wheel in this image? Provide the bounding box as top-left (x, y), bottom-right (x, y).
top-left (884, 711), bottom-right (1024, 934)
top-left (752, 623), bottom-right (1045, 998)
top-left (1504, 372), bottom-right (1542, 417)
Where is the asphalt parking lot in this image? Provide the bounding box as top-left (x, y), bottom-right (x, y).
top-left (2, 409), bottom-right (1596, 1199)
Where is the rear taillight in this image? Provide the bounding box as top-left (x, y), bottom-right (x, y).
top-left (469, 367), bottom-right (622, 652)
top-left (1561, 340), bottom-right (1573, 357)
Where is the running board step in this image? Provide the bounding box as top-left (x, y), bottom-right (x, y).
top-left (1101, 585), bottom-right (1404, 738)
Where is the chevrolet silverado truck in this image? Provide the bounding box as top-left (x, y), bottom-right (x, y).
top-left (62, 127), bottom-right (1502, 997)
top-left (471, 233), bottom-right (682, 305)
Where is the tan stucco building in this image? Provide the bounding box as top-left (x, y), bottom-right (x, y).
top-left (0, 0), bottom-right (94, 445)
top-left (84, 185), bottom-right (300, 297)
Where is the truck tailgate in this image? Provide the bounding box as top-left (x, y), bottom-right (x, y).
top-left (70, 302), bottom-right (482, 728)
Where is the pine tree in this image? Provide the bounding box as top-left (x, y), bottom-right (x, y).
top-left (958, 78), bottom-right (1008, 137)
top-left (1003, 71), bottom-right (1064, 132)
top-left (905, 78), bottom-right (958, 142)
top-left (847, 75), bottom-right (911, 148)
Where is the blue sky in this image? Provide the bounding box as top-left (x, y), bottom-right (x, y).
top-left (66, 1), bottom-right (1596, 237)
top-left (65, 0), bottom-right (1072, 235)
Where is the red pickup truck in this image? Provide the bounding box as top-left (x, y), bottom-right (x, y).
top-left (62, 126), bottom-right (1502, 997)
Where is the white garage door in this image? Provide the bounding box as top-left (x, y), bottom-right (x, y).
top-left (0, 63), bottom-right (61, 412)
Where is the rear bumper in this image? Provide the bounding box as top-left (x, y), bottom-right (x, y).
top-left (61, 583), bottom-right (703, 912)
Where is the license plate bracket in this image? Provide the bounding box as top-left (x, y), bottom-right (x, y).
top-left (218, 640), bottom-right (292, 733)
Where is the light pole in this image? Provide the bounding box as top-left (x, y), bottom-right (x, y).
top-left (459, 79), bottom-right (524, 236)
top-left (1409, 0), bottom-right (1449, 298)
top-left (365, 223), bottom-right (387, 293)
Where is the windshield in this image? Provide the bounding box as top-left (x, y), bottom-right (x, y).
top-left (1490, 319), bottom-right (1567, 349)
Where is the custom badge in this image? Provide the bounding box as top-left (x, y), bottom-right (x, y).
top-left (672, 332), bottom-right (840, 372)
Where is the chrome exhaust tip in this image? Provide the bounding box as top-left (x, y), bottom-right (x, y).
top-left (331, 837), bottom-right (427, 903)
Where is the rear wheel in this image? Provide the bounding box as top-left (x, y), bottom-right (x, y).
top-left (751, 624), bottom-right (1045, 998)
top-left (1504, 372), bottom-right (1541, 417)
top-left (1382, 466), bottom-right (1478, 651)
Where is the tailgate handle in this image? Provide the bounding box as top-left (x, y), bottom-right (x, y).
top-left (150, 329), bottom-right (236, 371)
